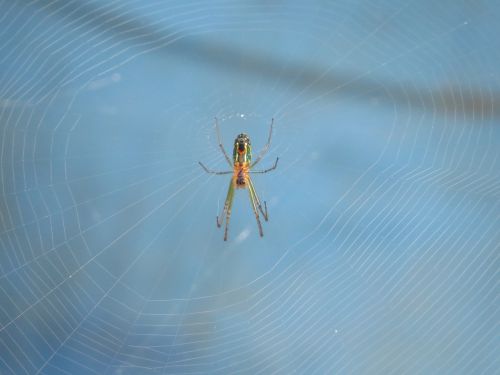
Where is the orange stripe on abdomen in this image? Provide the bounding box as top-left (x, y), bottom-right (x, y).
top-left (233, 163), bottom-right (249, 188)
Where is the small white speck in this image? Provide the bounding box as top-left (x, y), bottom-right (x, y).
top-left (240, 113), bottom-right (245, 118)
top-left (235, 228), bottom-right (251, 243)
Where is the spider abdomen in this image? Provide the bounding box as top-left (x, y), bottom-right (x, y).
top-left (234, 164), bottom-right (249, 188)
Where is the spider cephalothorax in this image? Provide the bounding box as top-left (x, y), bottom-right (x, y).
top-left (233, 133), bottom-right (252, 164)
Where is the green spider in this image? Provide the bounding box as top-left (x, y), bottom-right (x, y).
top-left (199, 118), bottom-right (279, 241)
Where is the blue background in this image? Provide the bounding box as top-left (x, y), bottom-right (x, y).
top-left (0, 1), bottom-right (499, 374)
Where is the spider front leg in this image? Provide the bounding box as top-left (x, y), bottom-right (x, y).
top-left (198, 118), bottom-right (235, 175)
top-left (215, 117), bottom-right (233, 167)
top-left (251, 118), bottom-right (274, 168)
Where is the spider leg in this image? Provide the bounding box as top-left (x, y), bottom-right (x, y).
top-left (250, 157), bottom-right (279, 174)
top-left (215, 117), bottom-right (233, 167)
top-left (251, 118), bottom-right (274, 168)
top-left (248, 181), bottom-right (264, 236)
top-left (248, 176), bottom-right (268, 221)
top-left (217, 180), bottom-right (235, 241)
top-left (198, 161), bottom-right (232, 175)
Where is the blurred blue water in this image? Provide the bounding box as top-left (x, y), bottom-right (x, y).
top-left (0, 1), bottom-right (499, 374)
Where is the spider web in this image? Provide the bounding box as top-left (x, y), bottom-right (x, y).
top-left (1, 1), bottom-right (499, 374)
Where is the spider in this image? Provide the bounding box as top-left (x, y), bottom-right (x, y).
top-left (199, 118), bottom-right (279, 241)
